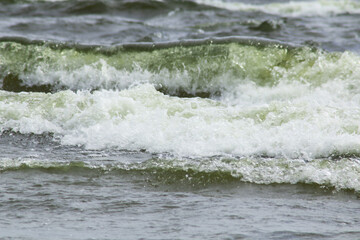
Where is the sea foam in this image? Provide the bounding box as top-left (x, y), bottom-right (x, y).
top-left (194, 0), bottom-right (360, 17)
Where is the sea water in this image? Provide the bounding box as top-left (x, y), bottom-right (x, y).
top-left (0, 0), bottom-right (360, 239)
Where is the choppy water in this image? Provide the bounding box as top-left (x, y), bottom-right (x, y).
top-left (1, 0), bottom-right (360, 239)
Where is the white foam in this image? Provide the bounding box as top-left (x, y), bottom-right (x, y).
top-left (194, 0), bottom-right (360, 17)
top-left (2, 76), bottom-right (360, 160)
top-left (20, 59), bottom-right (199, 94)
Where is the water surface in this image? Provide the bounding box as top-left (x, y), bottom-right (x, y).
top-left (1, 0), bottom-right (360, 239)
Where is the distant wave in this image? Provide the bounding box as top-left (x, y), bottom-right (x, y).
top-left (5, 0), bottom-right (360, 17)
top-left (0, 0), bottom-right (216, 15)
top-left (194, 0), bottom-right (360, 17)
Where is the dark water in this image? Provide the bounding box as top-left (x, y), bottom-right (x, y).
top-left (1, 0), bottom-right (360, 239)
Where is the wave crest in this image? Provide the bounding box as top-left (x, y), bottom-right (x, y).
top-left (1, 36), bottom-right (359, 98)
top-left (194, 0), bottom-right (360, 17)
top-left (1, 157), bottom-right (359, 193)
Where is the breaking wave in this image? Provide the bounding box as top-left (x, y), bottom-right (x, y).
top-left (1, 157), bottom-right (359, 193)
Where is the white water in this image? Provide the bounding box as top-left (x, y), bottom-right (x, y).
top-left (1, 77), bottom-right (360, 159)
top-left (194, 0), bottom-right (360, 17)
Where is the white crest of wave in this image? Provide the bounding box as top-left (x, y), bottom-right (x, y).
top-left (194, 0), bottom-right (360, 17)
top-left (21, 60), bottom-right (149, 91)
top-left (2, 76), bottom-right (360, 159)
top-left (20, 59), bottom-right (199, 94)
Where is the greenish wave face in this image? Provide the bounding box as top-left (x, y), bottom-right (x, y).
top-left (1, 39), bottom-right (359, 97)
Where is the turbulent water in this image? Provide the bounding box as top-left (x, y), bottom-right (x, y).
top-left (1, 0), bottom-right (360, 239)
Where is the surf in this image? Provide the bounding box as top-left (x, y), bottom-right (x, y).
top-left (1, 36), bottom-right (359, 97)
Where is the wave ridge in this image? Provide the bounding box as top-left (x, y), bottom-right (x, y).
top-left (1, 36), bottom-right (359, 97)
top-left (194, 0), bottom-right (360, 17)
top-left (1, 157), bottom-right (359, 193)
